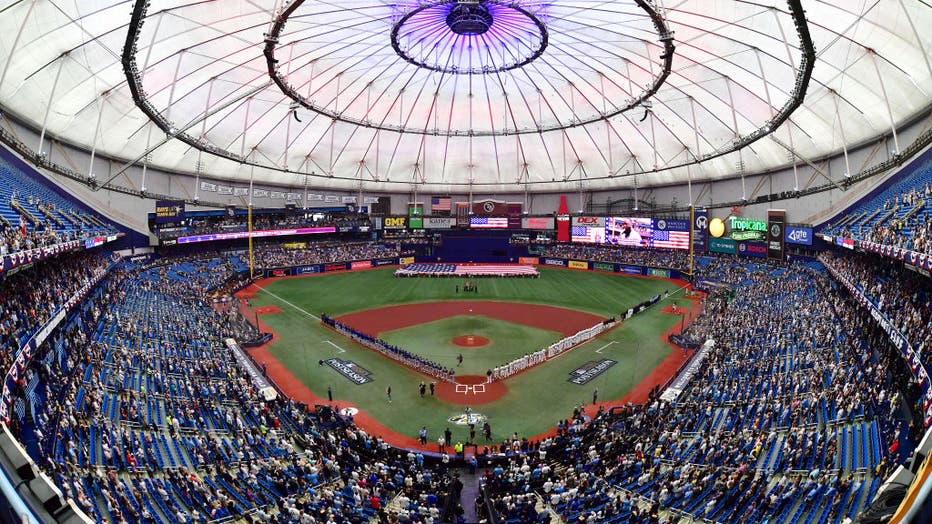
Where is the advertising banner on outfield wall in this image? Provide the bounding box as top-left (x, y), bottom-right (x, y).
top-left (325, 263), bottom-right (348, 272)
top-left (568, 260), bottom-right (589, 269)
top-left (648, 268), bottom-right (671, 278)
top-left (593, 262), bottom-right (615, 272)
top-left (785, 226), bottom-right (813, 246)
top-left (737, 241), bottom-right (767, 258)
top-left (522, 217), bottom-right (555, 230)
top-left (297, 265), bottom-right (322, 274)
top-left (693, 208), bottom-right (708, 253)
top-left (155, 200), bottom-right (185, 224)
top-left (383, 216), bottom-right (408, 229)
top-left (518, 257), bottom-right (539, 264)
top-left (399, 256), bottom-right (415, 265)
top-left (542, 258), bottom-right (566, 266)
top-left (351, 261), bottom-right (373, 270)
top-left (621, 265), bottom-right (644, 275)
top-left (268, 268), bottom-right (293, 277)
top-left (767, 210), bottom-right (786, 261)
top-left (572, 216), bottom-right (606, 227)
top-left (424, 217), bottom-right (457, 229)
top-left (372, 258), bottom-right (397, 266)
top-left (709, 237), bottom-right (736, 255)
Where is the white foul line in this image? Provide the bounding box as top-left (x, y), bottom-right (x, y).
top-left (323, 340), bottom-right (346, 353)
top-left (258, 288), bottom-right (321, 321)
top-left (595, 341), bottom-right (617, 354)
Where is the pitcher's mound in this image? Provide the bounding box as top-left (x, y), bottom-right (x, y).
top-left (452, 335), bottom-right (490, 348)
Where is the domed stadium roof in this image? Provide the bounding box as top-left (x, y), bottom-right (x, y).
top-left (0, 0), bottom-right (928, 193)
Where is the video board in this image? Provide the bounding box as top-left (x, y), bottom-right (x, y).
top-left (569, 217), bottom-right (692, 250)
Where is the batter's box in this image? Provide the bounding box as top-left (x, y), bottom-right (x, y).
top-left (454, 384), bottom-right (486, 394)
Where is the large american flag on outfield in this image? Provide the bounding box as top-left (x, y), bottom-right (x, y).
top-left (651, 230), bottom-right (690, 250)
top-left (395, 263), bottom-right (538, 276)
top-left (470, 217), bottom-right (509, 229)
top-left (572, 225), bottom-right (606, 244)
top-left (431, 196), bottom-right (452, 212)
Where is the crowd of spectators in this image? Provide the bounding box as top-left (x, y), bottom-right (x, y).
top-left (1, 186), bottom-right (116, 258)
top-left (0, 212), bottom-right (110, 258)
top-left (819, 251), bottom-right (932, 368)
top-left (153, 211), bottom-right (371, 241)
top-left (3, 253), bottom-right (467, 523)
top-left (539, 244), bottom-right (690, 271)
top-left (829, 182), bottom-right (932, 256)
top-left (255, 240), bottom-right (400, 268)
top-left (0, 251), bottom-right (111, 355)
top-left (139, 255), bottom-right (248, 298)
top-left (480, 258), bottom-right (920, 524)
top-left (0, 236), bottom-right (924, 524)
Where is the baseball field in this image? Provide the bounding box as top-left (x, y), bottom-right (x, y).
top-left (241, 266), bottom-right (698, 450)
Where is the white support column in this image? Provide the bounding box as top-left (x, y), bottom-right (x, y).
top-left (685, 155), bottom-right (693, 207)
top-left (87, 95), bottom-right (106, 179)
top-left (649, 111), bottom-right (658, 169)
top-left (870, 51), bottom-right (900, 154)
top-left (724, 78), bottom-right (746, 200)
top-left (37, 56), bottom-right (67, 156)
top-left (633, 176), bottom-right (639, 211)
top-left (194, 79), bottom-right (215, 202)
top-left (787, 120), bottom-right (799, 191)
top-left (248, 156), bottom-right (256, 208)
top-left (831, 91), bottom-right (851, 177)
top-left (140, 124), bottom-right (153, 193)
top-left (303, 164), bottom-right (310, 210)
top-left (0, 0), bottom-right (40, 95)
top-left (688, 96), bottom-right (701, 207)
top-left (164, 51), bottom-right (185, 131)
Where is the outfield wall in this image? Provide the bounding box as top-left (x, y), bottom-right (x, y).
top-left (257, 255), bottom-right (688, 281)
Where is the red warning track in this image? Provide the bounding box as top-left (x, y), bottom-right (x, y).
top-left (335, 301), bottom-right (602, 338)
top-left (235, 273), bottom-right (705, 452)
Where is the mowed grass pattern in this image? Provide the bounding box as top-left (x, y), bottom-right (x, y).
top-left (251, 267), bottom-right (691, 443)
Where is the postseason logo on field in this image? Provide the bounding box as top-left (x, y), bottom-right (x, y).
top-left (568, 359), bottom-right (617, 385)
top-left (326, 359), bottom-right (374, 385)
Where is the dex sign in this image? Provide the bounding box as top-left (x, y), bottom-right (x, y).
top-left (572, 216), bottom-right (605, 227)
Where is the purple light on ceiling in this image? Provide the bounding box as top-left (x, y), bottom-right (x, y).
top-left (391, 1), bottom-right (548, 74)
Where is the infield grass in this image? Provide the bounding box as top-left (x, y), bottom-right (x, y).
top-left (251, 267), bottom-right (691, 444)
top-left (380, 315), bottom-right (564, 376)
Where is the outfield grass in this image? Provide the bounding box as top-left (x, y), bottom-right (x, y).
top-left (251, 267), bottom-right (691, 444)
top-left (380, 316), bottom-right (564, 375)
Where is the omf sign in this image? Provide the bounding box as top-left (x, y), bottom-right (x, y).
top-left (383, 216), bottom-right (407, 229)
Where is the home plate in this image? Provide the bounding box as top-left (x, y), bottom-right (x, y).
top-left (454, 384), bottom-right (486, 394)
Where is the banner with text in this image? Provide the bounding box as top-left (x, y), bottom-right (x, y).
top-left (767, 210), bottom-right (786, 261)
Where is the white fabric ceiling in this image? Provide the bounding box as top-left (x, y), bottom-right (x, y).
top-left (0, 0), bottom-right (929, 193)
